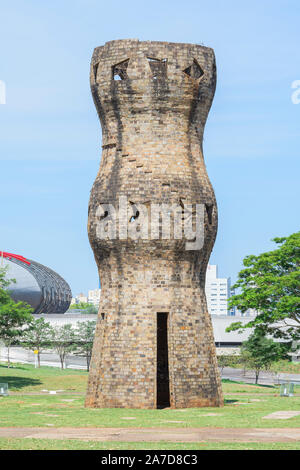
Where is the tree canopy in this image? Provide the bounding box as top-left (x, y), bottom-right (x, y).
top-left (0, 266), bottom-right (33, 366)
top-left (69, 302), bottom-right (98, 314)
top-left (227, 232), bottom-right (300, 342)
top-left (20, 318), bottom-right (53, 367)
top-left (240, 330), bottom-right (284, 383)
top-left (73, 320), bottom-right (96, 371)
top-left (50, 324), bottom-right (76, 369)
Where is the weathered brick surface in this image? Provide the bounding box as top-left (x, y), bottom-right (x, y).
top-left (85, 39), bottom-right (224, 409)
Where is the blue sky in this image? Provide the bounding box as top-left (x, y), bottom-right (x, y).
top-left (0, 0), bottom-right (299, 295)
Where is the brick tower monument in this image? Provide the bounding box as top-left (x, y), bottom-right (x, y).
top-left (85, 39), bottom-right (223, 409)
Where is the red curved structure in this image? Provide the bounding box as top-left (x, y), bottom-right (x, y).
top-left (0, 251), bottom-right (31, 266)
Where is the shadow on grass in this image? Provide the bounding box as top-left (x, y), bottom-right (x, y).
top-left (222, 378), bottom-right (274, 389)
top-left (0, 376), bottom-right (42, 390)
top-left (0, 364), bottom-right (29, 371)
top-left (224, 399), bottom-right (239, 404)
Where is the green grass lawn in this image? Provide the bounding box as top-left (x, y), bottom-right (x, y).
top-left (222, 378), bottom-right (300, 395)
top-left (271, 360), bottom-right (300, 374)
top-left (0, 362), bottom-right (299, 429)
top-left (0, 362), bottom-right (88, 394)
top-left (0, 439), bottom-right (299, 450)
top-left (0, 362), bottom-right (299, 450)
top-left (1, 393), bottom-right (300, 429)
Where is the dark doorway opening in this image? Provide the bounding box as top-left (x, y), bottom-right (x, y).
top-left (156, 312), bottom-right (170, 408)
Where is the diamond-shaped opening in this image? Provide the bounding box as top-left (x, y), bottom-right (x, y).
top-left (183, 59), bottom-right (204, 79)
top-left (147, 57), bottom-right (167, 80)
top-left (112, 59), bottom-right (129, 81)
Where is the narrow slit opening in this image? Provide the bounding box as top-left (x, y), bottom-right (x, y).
top-left (93, 63), bottom-right (99, 81)
top-left (129, 202), bottom-right (139, 223)
top-left (156, 312), bottom-right (170, 409)
top-left (205, 204), bottom-right (213, 224)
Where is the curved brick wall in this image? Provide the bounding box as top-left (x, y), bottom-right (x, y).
top-left (85, 39), bottom-right (223, 408)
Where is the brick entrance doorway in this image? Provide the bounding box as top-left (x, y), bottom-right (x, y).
top-left (157, 312), bottom-right (170, 408)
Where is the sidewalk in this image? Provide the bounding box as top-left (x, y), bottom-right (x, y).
top-left (0, 427), bottom-right (299, 443)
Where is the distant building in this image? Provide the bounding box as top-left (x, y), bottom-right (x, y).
top-left (237, 308), bottom-right (258, 318)
top-left (72, 289), bottom-right (101, 307)
top-left (71, 293), bottom-right (88, 305)
top-left (205, 264), bottom-right (233, 316)
top-left (88, 288), bottom-right (101, 306)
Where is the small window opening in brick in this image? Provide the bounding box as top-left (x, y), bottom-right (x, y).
top-left (129, 210), bottom-right (139, 223)
top-left (179, 198), bottom-right (185, 222)
top-left (147, 57), bottom-right (167, 80)
top-left (205, 204), bottom-right (213, 224)
top-left (112, 59), bottom-right (129, 81)
top-left (101, 312), bottom-right (105, 320)
top-left (100, 210), bottom-right (109, 221)
top-left (183, 59), bottom-right (204, 79)
top-left (129, 202), bottom-right (139, 223)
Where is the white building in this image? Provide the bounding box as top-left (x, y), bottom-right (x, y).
top-left (237, 307), bottom-right (258, 318)
top-left (205, 265), bottom-right (233, 316)
top-left (71, 293), bottom-right (88, 305)
top-left (88, 288), bottom-right (101, 306)
top-left (72, 289), bottom-right (101, 307)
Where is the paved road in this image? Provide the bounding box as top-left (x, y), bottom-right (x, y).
top-left (221, 367), bottom-right (300, 386)
top-left (2, 348), bottom-right (87, 370)
top-left (3, 352), bottom-right (300, 386)
top-left (0, 427), bottom-right (299, 443)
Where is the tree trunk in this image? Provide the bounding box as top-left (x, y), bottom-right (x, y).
top-left (38, 352), bottom-right (41, 368)
top-left (255, 370), bottom-right (259, 384)
top-left (60, 355), bottom-right (64, 369)
top-left (7, 345), bottom-right (10, 369)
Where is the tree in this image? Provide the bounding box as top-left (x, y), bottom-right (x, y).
top-left (227, 232), bottom-right (300, 342)
top-left (83, 304), bottom-right (98, 315)
top-left (240, 331), bottom-right (283, 384)
top-left (217, 354), bottom-right (240, 374)
top-left (73, 320), bottom-right (96, 371)
top-left (49, 324), bottom-right (76, 369)
top-left (0, 267), bottom-right (33, 367)
top-left (0, 266), bottom-right (11, 290)
top-left (69, 302), bottom-right (98, 314)
top-left (20, 318), bottom-right (53, 367)
top-left (238, 349), bottom-right (253, 377)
